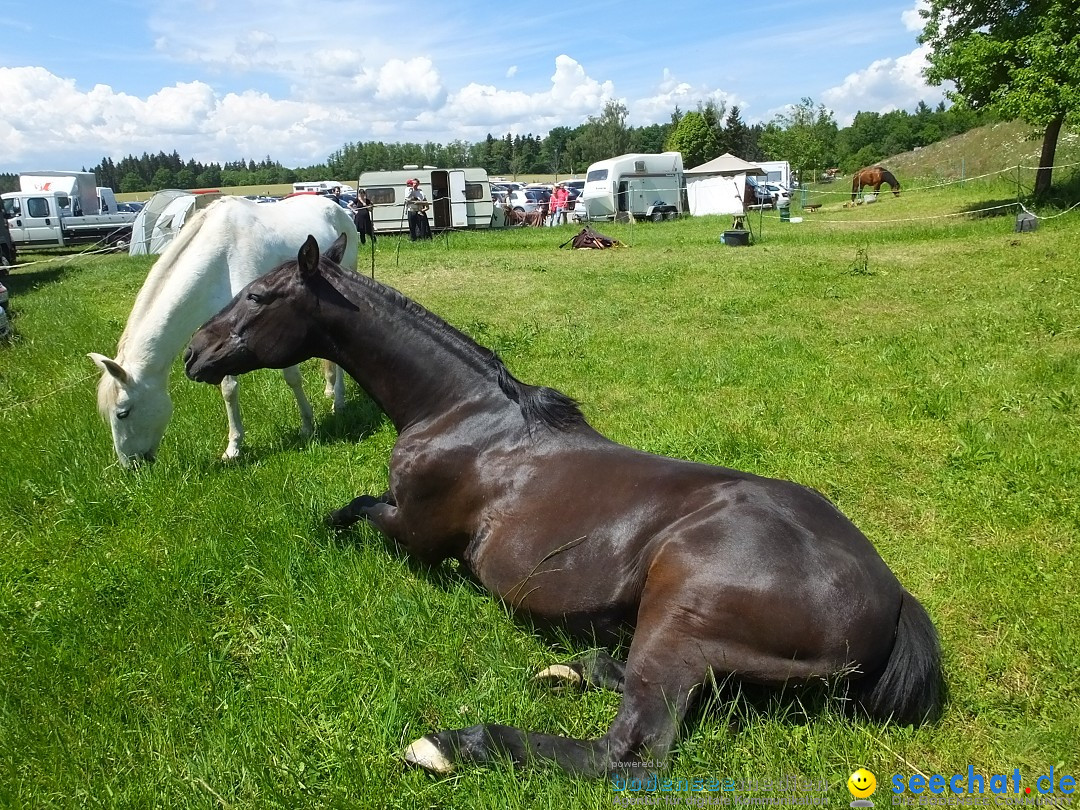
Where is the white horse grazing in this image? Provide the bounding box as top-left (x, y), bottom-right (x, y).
top-left (90, 195), bottom-right (359, 467)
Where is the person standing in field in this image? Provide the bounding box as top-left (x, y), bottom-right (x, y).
top-left (548, 184), bottom-right (567, 226)
top-left (405, 178), bottom-right (432, 241)
top-left (352, 189), bottom-right (376, 246)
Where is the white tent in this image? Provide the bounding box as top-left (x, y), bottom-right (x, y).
top-left (684, 153), bottom-right (767, 216)
top-left (128, 190), bottom-right (220, 255)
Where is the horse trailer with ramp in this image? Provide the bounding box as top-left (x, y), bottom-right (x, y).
top-left (579, 152), bottom-right (686, 222)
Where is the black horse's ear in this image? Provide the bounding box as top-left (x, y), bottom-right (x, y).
top-left (298, 234), bottom-right (321, 279)
top-left (324, 231), bottom-right (349, 265)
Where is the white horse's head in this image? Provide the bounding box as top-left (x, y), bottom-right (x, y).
top-left (89, 353), bottom-right (173, 468)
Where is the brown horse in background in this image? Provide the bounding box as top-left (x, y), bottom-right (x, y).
top-left (852, 166), bottom-right (901, 200)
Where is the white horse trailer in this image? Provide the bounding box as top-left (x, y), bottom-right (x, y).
top-left (579, 152), bottom-right (685, 222)
top-left (357, 168), bottom-right (494, 233)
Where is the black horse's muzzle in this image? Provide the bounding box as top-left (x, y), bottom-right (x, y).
top-left (184, 332), bottom-right (253, 385)
top-left (183, 343), bottom-right (224, 385)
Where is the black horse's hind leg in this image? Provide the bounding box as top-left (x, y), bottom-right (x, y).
top-left (405, 621), bottom-right (700, 777)
top-left (325, 490), bottom-right (396, 530)
top-left (534, 650), bottom-right (626, 693)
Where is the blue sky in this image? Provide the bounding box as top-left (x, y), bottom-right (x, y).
top-left (0, 0), bottom-right (942, 173)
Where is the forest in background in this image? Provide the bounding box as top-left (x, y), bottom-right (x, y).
top-left (0, 99), bottom-right (995, 194)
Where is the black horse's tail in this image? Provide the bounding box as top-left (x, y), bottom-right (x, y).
top-left (855, 590), bottom-right (943, 725)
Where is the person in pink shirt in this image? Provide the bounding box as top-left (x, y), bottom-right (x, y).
top-left (548, 184), bottom-right (567, 226)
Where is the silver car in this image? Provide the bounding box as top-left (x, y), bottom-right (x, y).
top-left (506, 188), bottom-right (551, 214)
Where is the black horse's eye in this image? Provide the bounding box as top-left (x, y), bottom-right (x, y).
top-left (116, 408), bottom-right (130, 420)
top-left (247, 292), bottom-right (262, 304)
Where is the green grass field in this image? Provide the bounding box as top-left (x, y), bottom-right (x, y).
top-left (2, 175), bottom-right (1078, 808)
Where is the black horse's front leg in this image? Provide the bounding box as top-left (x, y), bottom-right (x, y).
top-left (326, 491), bottom-right (397, 532)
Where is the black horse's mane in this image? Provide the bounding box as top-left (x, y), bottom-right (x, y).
top-left (493, 362), bottom-right (586, 431)
top-left (330, 263), bottom-right (587, 432)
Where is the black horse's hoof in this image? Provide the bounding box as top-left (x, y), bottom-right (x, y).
top-left (404, 736), bottom-right (455, 775)
top-left (533, 664), bottom-right (584, 691)
top-left (325, 495), bottom-right (382, 531)
top-left (325, 508), bottom-right (357, 531)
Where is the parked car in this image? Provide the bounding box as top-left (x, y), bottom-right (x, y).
top-left (116, 201), bottom-right (145, 214)
top-left (746, 178), bottom-right (773, 207)
top-left (490, 183), bottom-right (511, 206)
top-left (562, 179), bottom-right (585, 197)
top-left (764, 183), bottom-right (791, 207)
top-left (506, 188), bottom-right (551, 214)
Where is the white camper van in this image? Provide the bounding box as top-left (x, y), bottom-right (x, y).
top-left (579, 152), bottom-right (685, 222)
top-left (356, 167), bottom-right (494, 233)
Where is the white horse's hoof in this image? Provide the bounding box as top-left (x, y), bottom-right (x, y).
top-left (404, 737), bottom-right (454, 775)
top-left (222, 446), bottom-right (242, 461)
top-left (533, 664), bottom-right (583, 689)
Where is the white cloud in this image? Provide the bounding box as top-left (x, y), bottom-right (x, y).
top-left (372, 58), bottom-right (444, 105)
top-left (438, 56), bottom-right (613, 135)
top-left (0, 55), bottom-right (622, 169)
top-left (0, 66), bottom-right (363, 168)
top-left (631, 68), bottom-right (741, 126)
top-left (820, 43), bottom-right (947, 125)
top-left (901, 0), bottom-right (930, 33)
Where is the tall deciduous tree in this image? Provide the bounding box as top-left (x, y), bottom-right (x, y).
top-left (575, 100), bottom-right (632, 165)
top-left (920, 0), bottom-right (1080, 195)
top-left (759, 98), bottom-right (838, 176)
top-left (665, 111), bottom-right (721, 168)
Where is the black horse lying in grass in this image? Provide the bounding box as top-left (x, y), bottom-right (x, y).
top-left (184, 234), bottom-right (943, 778)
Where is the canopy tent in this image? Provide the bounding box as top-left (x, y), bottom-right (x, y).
top-left (128, 190), bottom-right (220, 255)
top-left (684, 153), bottom-right (767, 216)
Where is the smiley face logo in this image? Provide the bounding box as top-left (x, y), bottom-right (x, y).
top-left (848, 769), bottom-right (877, 800)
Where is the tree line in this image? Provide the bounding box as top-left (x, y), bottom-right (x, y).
top-left (0, 99), bottom-right (997, 196)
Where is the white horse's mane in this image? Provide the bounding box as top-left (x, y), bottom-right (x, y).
top-left (96, 202), bottom-right (216, 413)
top-left (115, 202), bottom-right (216, 357)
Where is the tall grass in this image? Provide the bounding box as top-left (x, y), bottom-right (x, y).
top-left (1, 179), bottom-right (1077, 808)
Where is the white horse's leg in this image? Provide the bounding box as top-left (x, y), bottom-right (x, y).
top-left (282, 365), bottom-right (315, 437)
top-left (322, 359), bottom-right (345, 413)
top-left (221, 375), bottom-right (244, 460)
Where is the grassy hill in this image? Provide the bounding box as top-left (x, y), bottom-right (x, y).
top-left (883, 119), bottom-right (1080, 186)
